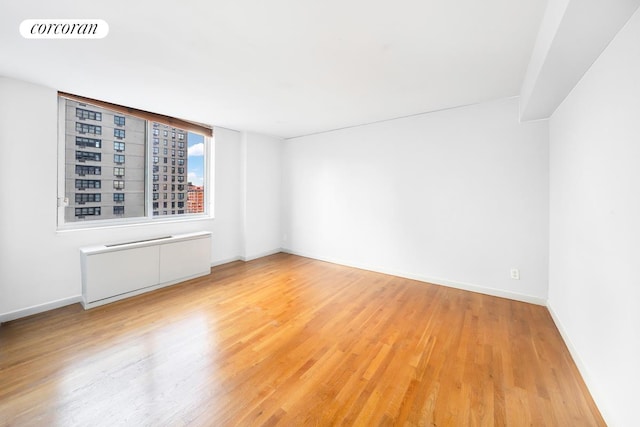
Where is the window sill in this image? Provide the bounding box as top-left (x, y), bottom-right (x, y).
top-left (56, 214), bottom-right (214, 234)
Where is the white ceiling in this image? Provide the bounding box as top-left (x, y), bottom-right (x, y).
top-left (0, 0), bottom-right (547, 138)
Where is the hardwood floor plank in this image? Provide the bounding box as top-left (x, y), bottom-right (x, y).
top-left (0, 253), bottom-right (605, 426)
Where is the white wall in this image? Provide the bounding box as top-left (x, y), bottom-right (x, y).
top-left (0, 77), bottom-right (281, 321)
top-left (242, 132), bottom-right (283, 260)
top-left (548, 8), bottom-right (640, 426)
top-left (282, 97), bottom-right (549, 303)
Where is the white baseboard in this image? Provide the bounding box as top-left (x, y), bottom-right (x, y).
top-left (282, 248), bottom-right (546, 306)
top-left (0, 295), bottom-right (82, 323)
top-left (210, 256), bottom-right (242, 267)
top-left (546, 303), bottom-right (609, 425)
top-left (242, 248), bottom-right (283, 262)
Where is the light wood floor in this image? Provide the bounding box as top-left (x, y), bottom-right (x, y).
top-left (0, 253), bottom-right (604, 426)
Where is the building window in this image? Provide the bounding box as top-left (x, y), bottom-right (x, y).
top-left (59, 95), bottom-right (211, 226)
top-left (76, 122), bottom-right (101, 135)
top-left (76, 151), bottom-right (101, 162)
top-left (76, 108), bottom-right (102, 121)
top-left (75, 207), bottom-right (101, 217)
top-left (75, 165), bottom-right (101, 175)
top-left (76, 136), bottom-right (101, 148)
top-left (75, 179), bottom-right (101, 189)
top-left (75, 193), bottom-right (101, 204)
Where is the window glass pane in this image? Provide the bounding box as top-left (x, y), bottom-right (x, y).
top-left (61, 97), bottom-right (208, 225)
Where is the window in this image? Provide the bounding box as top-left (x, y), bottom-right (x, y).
top-left (76, 137), bottom-right (101, 148)
top-left (76, 151), bottom-right (101, 162)
top-left (59, 95), bottom-right (211, 227)
top-left (75, 193), bottom-right (101, 204)
top-left (75, 165), bottom-right (101, 175)
top-left (75, 207), bottom-right (101, 217)
top-left (76, 179), bottom-right (101, 189)
top-left (76, 108), bottom-right (102, 121)
top-left (76, 123), bottom-right (101, 135)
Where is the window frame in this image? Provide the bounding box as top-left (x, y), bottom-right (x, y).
top-left (57, 94), bottom-right (213, 230)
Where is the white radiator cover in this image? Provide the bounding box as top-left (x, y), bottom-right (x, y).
top-left (80, 231), bottom-right (211, 309)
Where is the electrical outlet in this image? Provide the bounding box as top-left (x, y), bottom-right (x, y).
top-left (510, 268), bottom-right (520, 280)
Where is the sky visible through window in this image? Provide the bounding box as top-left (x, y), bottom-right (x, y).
top-left (187, 132), bottom-right (204, 186)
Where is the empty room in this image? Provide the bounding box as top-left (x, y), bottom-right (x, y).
top-left (1, 0), bottom-right (639, 425)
